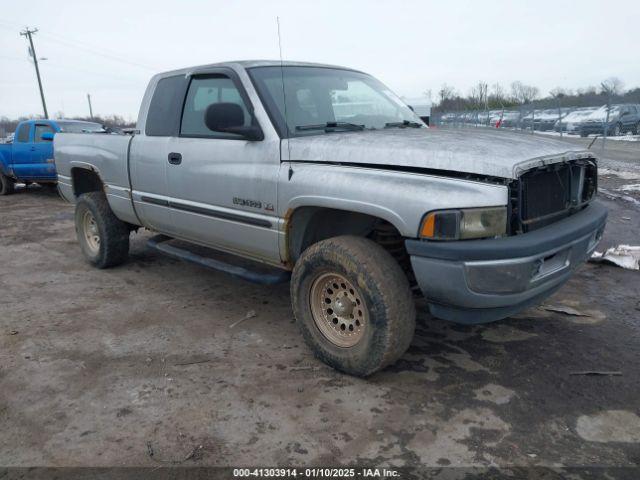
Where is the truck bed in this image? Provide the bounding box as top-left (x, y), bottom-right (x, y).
top-left (55, 132), bottom-right (138, 224)
top-left (0, 143), bottom-right (13, 170)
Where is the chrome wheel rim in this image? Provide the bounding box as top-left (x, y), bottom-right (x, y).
top-left (310, 272), bottom-right (367, 348)
top-left (82, 210), bottom-right (100, 254)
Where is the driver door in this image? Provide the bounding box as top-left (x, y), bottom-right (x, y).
top-left (32, 123), bottom-right (57, 179)
top-left (165, 71), bottom-right (281, 265)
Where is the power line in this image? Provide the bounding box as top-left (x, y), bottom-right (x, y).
top-left (0, 19), bottom-right (158, 71)
top-left (20, 27), bottom-right (48, 119)
top-left (38, 31), bottom-right (158, 71)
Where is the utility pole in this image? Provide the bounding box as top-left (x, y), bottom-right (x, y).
top-left (20, 27), bottom-right (48, 119)
top-left (87, 94), bottom-right (94, 119)
top-left (601, 82), bottom-right (612, 152)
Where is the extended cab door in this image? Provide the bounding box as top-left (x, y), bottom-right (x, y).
top-left (31, 123), bottom-right (57, 179)
top-left (165, 70), bottom-right (281, 265)
top-left (11, 122), bottom-right (34, 178)
top-left (129, 74), bottom-right (188, 235)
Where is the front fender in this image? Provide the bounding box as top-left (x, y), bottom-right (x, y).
top-left (279, 163), bottom-right (509, 238)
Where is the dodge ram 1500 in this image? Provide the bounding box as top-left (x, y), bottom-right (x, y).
top-left (54, 61), bottom-right (607, 376)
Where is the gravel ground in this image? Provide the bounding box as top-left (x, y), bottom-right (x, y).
top-left (0, 140), bottom-right (639, 476)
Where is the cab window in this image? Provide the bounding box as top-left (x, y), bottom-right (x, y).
top-left (180, 75), bottom-right (251, 138)
top-left (16, 124), bottom-right (31, 143)
top-left (34, 124), bottom-right (54, 142)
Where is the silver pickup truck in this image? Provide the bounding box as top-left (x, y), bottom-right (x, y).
top-left (55, 60), bottom-right (607, 376)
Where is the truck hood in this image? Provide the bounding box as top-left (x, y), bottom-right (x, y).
top-left (287, 128), bottom-right (594, 179)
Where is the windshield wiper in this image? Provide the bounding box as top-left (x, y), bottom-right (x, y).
top-left (384, 120), bottom-right (422, 129)
top-left (295, 122), bottom-right (365, 132)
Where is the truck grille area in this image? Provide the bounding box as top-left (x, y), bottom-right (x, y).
top-left (510, 159), bottom-right (597, 233)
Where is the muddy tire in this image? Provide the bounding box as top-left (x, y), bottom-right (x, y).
top-left (291, 235), bottom-right (416, 377)
top-left (75, 192), bottom-right (130, 268)
top-left (0, 173), bottom-right (15, 195)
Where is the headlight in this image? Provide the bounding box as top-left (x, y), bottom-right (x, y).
top-left (420, 207), bottom-right (507, 240)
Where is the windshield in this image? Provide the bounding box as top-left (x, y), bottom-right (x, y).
top-left (57, 121), bottom-right (105, 133)
top-left (248, 66), bottom-right (422, 137)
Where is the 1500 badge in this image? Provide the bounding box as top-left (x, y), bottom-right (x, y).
top-left (233, 197), bottom-right (273, 211)
top-left (233, 197), bottom-right (262, 208)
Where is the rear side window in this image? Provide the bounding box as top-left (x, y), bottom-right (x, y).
top-left (145, 75), bottom-right (185, 136)
top-left (180, 75), bottom-right (251, 138)
top-left (16, 124), bottom-right (31, 143)
top-left (34, 124), bottom-right (55, 142)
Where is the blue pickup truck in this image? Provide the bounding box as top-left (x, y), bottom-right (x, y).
top-left (0, 119), bottom-right (104, 195)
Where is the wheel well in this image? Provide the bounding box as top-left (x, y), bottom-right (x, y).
top-left (287, 207), bottom-right (415, 285)
top-left (71, 168), bottom-right (103, 197)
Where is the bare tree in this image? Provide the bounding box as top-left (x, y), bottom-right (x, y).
top-left (510, 81), bottom-right (540, 104)
top-left (438, 84), bottom-right (456, 105)
top-left (549, 87), bottom-right (571, 98)
top-left (601, 77), bottom-right (624, 96)
top-left (469, 81), bottom-right (488, 108)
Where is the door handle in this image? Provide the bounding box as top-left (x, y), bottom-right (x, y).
top-left (168, 152), bottom-right (182, 165)
top-left (30, 147), bottom-right (36, 151)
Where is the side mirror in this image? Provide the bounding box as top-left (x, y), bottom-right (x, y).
top-left (204, 102), bottom-right (264, 141)
top-left (41, 132), bottom-right (54, 141)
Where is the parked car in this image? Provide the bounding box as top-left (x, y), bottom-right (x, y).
top-left (54, 60), bottom-right (606, 376)
top-left (579, 104), bottom-right (640, 137)
top-left (0, 119), bottom-right (104, 194)
top-left (519, 110), bottom-right (541, 130)
top-left (535, 109), bottom-right (571, 131)
top-left (476, 110), bottom-right (491, 126)
top-left (497, 111), bottom-right (521, 128)
top-left (488, 110), bottom-right (503, 127)
top-left (554, 107), bottom-right (598, 133)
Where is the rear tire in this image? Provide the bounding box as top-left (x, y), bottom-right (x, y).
top-left (291, 235), bottom-right (416, 377)
top-left (634, 122), bottom-right (640, 136)
top-left (75, 192), bottom-right (130, 268)
top-left (0, 173), bottom-right (15, 195)
top-left (579, 130), bottom-right (588, 138)
top-left (612, 123), bottom-right (622, 136)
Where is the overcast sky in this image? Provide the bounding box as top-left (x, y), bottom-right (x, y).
top-left (1, 0), bottom-right (638, 120)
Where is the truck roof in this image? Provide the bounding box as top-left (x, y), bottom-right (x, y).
top-left (155, 60), bottom-right (362, 79)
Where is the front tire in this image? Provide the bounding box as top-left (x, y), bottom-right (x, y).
top-left (75, 192), bottom-right (130, 268)
top-left (291, 236), bottom-right (416, 377)
top-left (0, 173), bottom-right (15, 195)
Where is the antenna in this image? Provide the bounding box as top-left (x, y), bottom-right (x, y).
top-left (276, 17), bottom-right (292, 161)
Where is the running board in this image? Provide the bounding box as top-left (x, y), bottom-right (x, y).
top-left (147, 235), bottom-right (291, 285)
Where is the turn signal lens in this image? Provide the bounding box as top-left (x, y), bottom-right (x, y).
top-left (420, 212), bottom-right (436, 238)
top-left (420, 207), bottom-right (507, 241)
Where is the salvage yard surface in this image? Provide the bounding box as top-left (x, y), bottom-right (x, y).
top-left (1, 135), bottom-right (640, 472)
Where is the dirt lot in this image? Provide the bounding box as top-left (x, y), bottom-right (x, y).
top-left (1, 141), bottom-right (639, 476)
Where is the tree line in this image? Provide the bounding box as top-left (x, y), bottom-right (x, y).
top-left (432, 77), bottom-right (640, 112)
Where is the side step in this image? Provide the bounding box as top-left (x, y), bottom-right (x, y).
top-left (147, 235), bottom-right (291, 285)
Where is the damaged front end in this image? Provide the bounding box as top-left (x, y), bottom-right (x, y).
top-left (508, 158), bottom-right (598, 234)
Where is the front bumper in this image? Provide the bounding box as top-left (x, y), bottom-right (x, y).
top-left (405, 201), bottom-right (607, 324)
